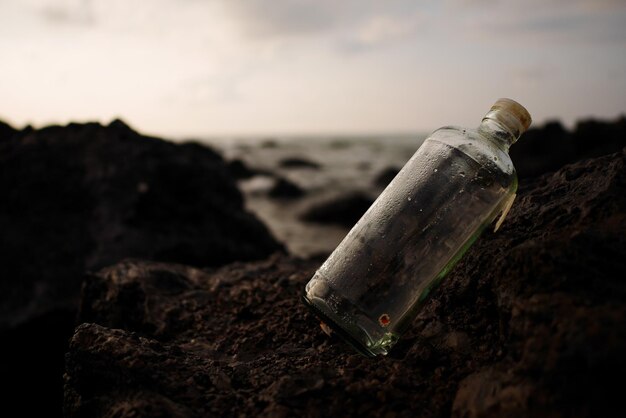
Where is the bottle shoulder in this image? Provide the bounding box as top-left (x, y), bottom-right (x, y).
top-left (426, 126), bottom-right (516, 180)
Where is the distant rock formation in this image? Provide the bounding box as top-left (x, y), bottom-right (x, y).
top-left (0, 119), bottom-right (17, 141)
top-left (511, 116), bottom-right (626, 179)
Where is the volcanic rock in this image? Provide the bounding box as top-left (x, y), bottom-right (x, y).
top-left (0, 119), bottom-right (282, 416)
top-left (65, 148), bottom-right (626, 417)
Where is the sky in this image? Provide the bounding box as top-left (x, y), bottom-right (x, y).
top-left (0, 0), bottom-right (625, 137)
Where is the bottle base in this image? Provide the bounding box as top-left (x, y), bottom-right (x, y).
top-left (302, 292), bottom-right (398, 357)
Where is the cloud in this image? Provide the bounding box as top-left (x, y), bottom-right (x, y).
top-left (222, 0), bottom-right (336, 38)
top-left (355, 14), bottom-right (422, 45)
top-left (452, 0), bottom-right (626, 45)
top-left (510, 66), bottom-right (549, 89)
top-left (218, 0), bottom-right (626, 51)
top-left (335, 12), bottom-right (424, 53)
top-left (40, 0), bottom-right (95, 26)
top-left (1, 0), bottom-right (624, 135)
top-left (221, 0), bottom-right (424, 41)
top-left (447, 0), bottom-right (626, 12)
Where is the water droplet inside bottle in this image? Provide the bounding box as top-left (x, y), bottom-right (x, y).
top-left (434, 168), bottom-right (438, 173)
top-left (407, 197), bottom-right (412, 201)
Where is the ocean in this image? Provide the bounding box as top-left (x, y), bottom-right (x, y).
top-left (203, 134), bottom-right (427, 257)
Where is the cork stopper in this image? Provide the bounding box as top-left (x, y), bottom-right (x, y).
top-left (482, 98), bottom-right (532, 141)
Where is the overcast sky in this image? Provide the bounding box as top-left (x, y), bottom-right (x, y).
top-left (1, 0), bottom-right (625, 137)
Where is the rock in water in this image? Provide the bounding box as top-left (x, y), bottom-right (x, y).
top-left (0, 119), bottom-right (282, 417)
top-left (278, 157), bottom-right (321, 169)
top-left (299, 192), bottom-right (374, 227)
top-left (372, 166), bottom-right (400, 188)
top-left (65, 149), bottom-right (626, 417)
top-left (268, 177), bottom-right (305, 199)
top-left (227, 159), bottom-right (261, 180)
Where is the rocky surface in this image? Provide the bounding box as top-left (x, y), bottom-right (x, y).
top-left (65, 149), bottom-right (626, 417)
top-left (0, 119), bottom-right (282, 416)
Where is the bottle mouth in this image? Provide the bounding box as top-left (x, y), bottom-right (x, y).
top-left (482, 98), bottom-right (532, 139)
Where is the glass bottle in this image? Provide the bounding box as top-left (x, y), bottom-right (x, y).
top-left (303, 98), bottom-right (531, 356)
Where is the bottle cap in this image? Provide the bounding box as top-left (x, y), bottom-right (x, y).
top-left (483, 98), bottom-right (532, 139)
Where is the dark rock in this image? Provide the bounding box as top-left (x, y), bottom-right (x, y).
top-left (0, 118), bottom-right (282, 327)
top-left (268, 177), bottom-right (305, 199)
top-left (511, 116), bottom-right (626, 179)
top-left (2, 307), bottom-right (76, 418)
top-left (227, 159), bottom-right (256, 180)
top-left (66, 149), bottom-right (626, 417)
top-left (0, 119), bottom-right (17, 141)
top-left (278, 157), bottom-right (321, 169)
top-left (0, 119), bottom-right (282, 416)
top-left (300, 192), bottom-right (374, 227)
top-left (373, 166), bottom-right (400, 188)
top-left (66, 255), bottom-right (321, 417)
top-left (260, 139), bottom-right (278, 148)
top-left (227, 159), bottom-right (272, 180)
top-left (329, 139), bottom-right (352, 149)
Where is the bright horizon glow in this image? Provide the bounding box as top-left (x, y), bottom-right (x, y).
top-left (1, 0), bottom-right (625, 138)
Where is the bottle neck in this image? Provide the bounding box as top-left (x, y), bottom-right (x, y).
top-left (478, 110), bottom-right (524, 150)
